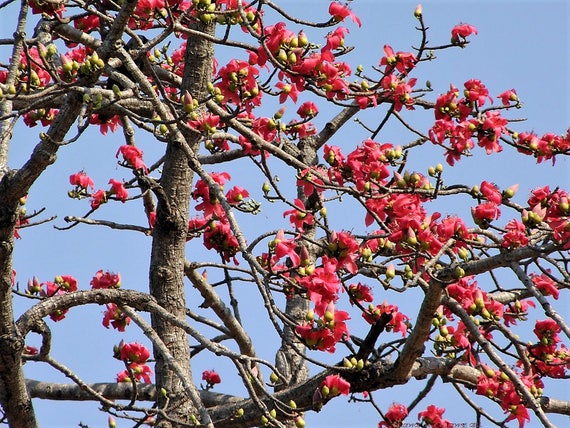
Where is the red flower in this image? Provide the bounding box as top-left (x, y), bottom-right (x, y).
top-left (417, 404), bottom-right (452, 427)
top-left (505, 404), bottom-right (530, 428)
top-left (225, 186), bottom-right (249, 205)
top-left (348, 283), bottom-right (374, 305)
top-left (501, 219), bottom-right (528, 249)
top-left (283, 199), bottom-right (314, 231)
top-left (530, 272), bottom-right (559, 300)
top-left (117, 363), bottom-right (152, 383)
top-left (464, 79), bottom-right (491, 106)
top-left (379, 403), bottom-right (408, 427)
top-left (69, 171), bottom-right (94, 190)
top-left (202, 370), bottom-right (221, 389)
top-left (109, 179), bottom-right (129, 202)
top-left (102, 304), bottom-right (131, 332)
top-left (451, 23), bottom-right (478, 44)
top-left (271, 229), bottom-right (300, 267)
top-left (116, 145), bottom-right (148, 173)
top-left (498, 88), bottom-right (518, 106)
top-left (203, 219), bottom-right (240, 263)
top-left (297, 101), bottom-right (319, 119)
top-left (363, 301), bottom-right (409, 336)
top-left (54, 275), bottom-right (78, 292)
top-left (320, 374), bottom-right (350, 398)
top-left (477, 111), bottom-right (507, 154)
top-left (90, 270), bottom-right (121, 289)
top-left (328, 2), bottom-right (361, 27)
top-left (40, 281), bottom-right (69, 321)
top-left (90, 189), bottom-right (107, 210)
top-left (120, 342), bottom-right (150, 364)
top-left (533, 319), bottom-right (561, 345)
top-left (380, 45), bottom-right (417, 74)
top-left (471, 202), bottom-right (500, 228)
top-left (480, 181), bottom-right (502, 204)
top-left (276, 81), bottom-right (300, 103)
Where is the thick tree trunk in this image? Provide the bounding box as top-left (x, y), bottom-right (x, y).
top-left (0, 198), bottom-right (38, 428)
top-left (149, 21), bottom-right (215, 427)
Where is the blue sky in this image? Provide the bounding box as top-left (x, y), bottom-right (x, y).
top-left (3, 1), bottom-right (569, 427)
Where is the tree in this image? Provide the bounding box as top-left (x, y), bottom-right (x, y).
top-left (0, 1), bottom-right (568, 427)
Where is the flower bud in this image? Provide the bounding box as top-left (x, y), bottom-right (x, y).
top-left (295, 416), bottom-right (306, 428)
top-left (385, 264), bottom-right (395, 280)
top-left (414, 4), bottom-right (422, 18)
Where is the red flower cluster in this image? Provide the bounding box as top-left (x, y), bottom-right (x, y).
top-left (476, 365), bottom-right (540, 428)
top-left (524, 186), bottom-right (570, 247)
top-left (90, 270), bottom-right (121, 289)
top-left (26, 275), bottom-right (78, 321)
top-left (515, 131), bottom-right (570, 164)
top-left (116, 342), bottom-right (152, 384)
top-left (429, 80), bottom-right (511, 165)
top-left (527, 319), bottom-right (570, 379)
top-left (190, 172), bottom-right (252, 263)
top-left (103, 304), bottom-right (131, 332)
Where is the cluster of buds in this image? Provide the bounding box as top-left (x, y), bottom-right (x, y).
top-left (79, 51), bottom-right (105, 75)
top-left (342, 356), bottom-right (365, 371)
top-left (192, 0), bottom-right (217, 23)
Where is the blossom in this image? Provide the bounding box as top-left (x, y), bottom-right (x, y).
top-left (69, 171), bottom-right (94, 190)
top-left (117, 363), bottom-right (152, 383)
top-left (501, 219), bottom-right (528, 249)
top-left (418, 405), bottom-right (452, 427)
top-left (380, 45), bottom-right (417, 74)
top-left (40, 281), bottom-right (69, 321)
top-left (463, 79), bottom-right (491, 106)
top-left (363, 302), bottom-right (410, 336)
top-left (225, 186), bottom-right (250, 205)
top-left (471, 202), bottom-right (500, 228)
top-left (283, 199), bottom-right (314, 231)
top-left (320, 374), bottom-right (350, 398)
top-left (203, 219), bottom-right (240, 263)
top-left (271, 229), bottom-right (300, 267)
top-left (329, 2), bottom-right (361, 27)
top-left (108, 179), bottom-right (129, 202)
top-left (202, 370), bottom-right (221, 389)
top-left (480, 181), bottom-right (502, 204)
top-left (276, 81), bottom-right (299, 103)
top-left (54, 275), bottom-right (78, 292)
top-left (120, 342), bottom-right (150, 364)
top-left (379, 403), bottom-right (408, 427)
top-left (90, 270), bottom-right (121, 289)
top-left (451, 23), bottom-right (478, 44)
top-left (297, 101), bottom-right (319, 119)
top-left (530, 273), bottom-right (560, 300)
top-left (103, 304), bottom-right (131, 331)
top-left (498, 88), bottom-right (518, 106)
top-left (348, 283), bottom-right (374, 304)
top-left (116, 145), bottom-right (148, 173)
top-left (90, 189), bottom-right (107, 209)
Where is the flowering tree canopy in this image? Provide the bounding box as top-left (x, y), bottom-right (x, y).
top-left (0, 1), bottom-right (569, 428)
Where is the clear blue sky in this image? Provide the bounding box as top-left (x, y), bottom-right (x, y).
top-left (3, 1), bottom-right (569, 427)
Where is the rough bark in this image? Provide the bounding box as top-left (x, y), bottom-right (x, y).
top-left (148, 20), bottom-right (216, 427)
